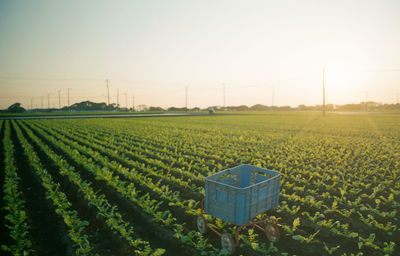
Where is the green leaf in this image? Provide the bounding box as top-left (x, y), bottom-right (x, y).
top-left (1, 245), bottom-right (9, 251)
top-left (293, 217), bottom-right (300, 230)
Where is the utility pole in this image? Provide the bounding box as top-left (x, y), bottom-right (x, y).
top-left (185, 86), bottom-right (188, 111)
top-left (132, 96), bottom-right (135, 111)
top-left (397, 92), bottom-right (399, 104)
top-left (58, 90), bottom-right (61, 109)
top-left (222, 83), bottom-right (226, 111)
top-left (117, 89), bottom-right (119, 109)
top-left (67, 88), bottom-right (71, 110)
top-left (41, 96), bottom-right (43, 109)
top-left (106, 79), bottom-right (110, 105)
top-left (47, 93), bottom-right (50, 110)
top-left (365, 91), bottom-right (368, 112)
top-left (31, 98), bottom-right (33, 110)
top-left (322, 68), bottom-right (326, 116)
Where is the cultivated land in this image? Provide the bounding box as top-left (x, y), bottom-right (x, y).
top-left (1, 112), bottom-right (399, 256)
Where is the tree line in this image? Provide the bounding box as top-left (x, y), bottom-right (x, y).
top-left (1, 101), bottom-right (400, 113)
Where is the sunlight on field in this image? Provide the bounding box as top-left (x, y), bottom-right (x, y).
top-left (1, 112), bottom-right (398, 255)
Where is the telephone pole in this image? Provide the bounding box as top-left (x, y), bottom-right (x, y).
top-left (67, 88), bottom-right (71, 109)
top-left (222, 83), bottom-right (226, 111)
top-left (41, 96), bottom-right (43, 109)
top-left (106, 79), bottom-right (110, 105)
top-left (47, 93), bottom-right (50, 109)
top-left (365, 91), bottom-right (368, 112)
top-left (58, 90), bottom-right (61, 109)
top-left (132, 96), bottom-right (135, 111)
top-left (185, 86), bottom-right (188, 111)
top-left (322, 68), bottom-right (326, 116)
top-left (31, 98), bottom-right (33, 110)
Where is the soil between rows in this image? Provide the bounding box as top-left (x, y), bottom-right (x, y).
top-left (22, 120), bottom-right (198, 256)
top-left (10, 121), bottom-right (74, 256)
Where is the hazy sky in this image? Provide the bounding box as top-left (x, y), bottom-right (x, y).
top-left (1, 0), bottom-right (399, 109)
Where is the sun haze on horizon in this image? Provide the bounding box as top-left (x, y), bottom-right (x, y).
top-left (0, 0), bottom-right (399, 109)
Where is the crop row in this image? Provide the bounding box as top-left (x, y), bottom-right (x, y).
top-left (22, 120), bottom-right (288, 256)
top-left (13, 121), bottom-right (97, 255)
top-left (16, 120), bottom-right (168, 256)
top-left (4, 114), bottom-right (398, 256)
top-left (32, 116), bottom-right (399, 256)
top-left (22, 121), bottom-right (242, 255)
top-left (1, 121), bottom-right (32, 255)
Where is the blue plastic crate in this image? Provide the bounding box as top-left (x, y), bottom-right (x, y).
top-left (204, 164), bottom-right (281, 226)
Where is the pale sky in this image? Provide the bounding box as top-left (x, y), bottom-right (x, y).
top-left (0, 0), bottom-right (399, 109)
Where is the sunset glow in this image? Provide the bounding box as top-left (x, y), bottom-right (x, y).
top-left (0, 0), bottom-right (399, 109)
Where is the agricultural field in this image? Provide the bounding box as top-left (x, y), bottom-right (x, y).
top-left (1, 112), bottom-right (399, 256)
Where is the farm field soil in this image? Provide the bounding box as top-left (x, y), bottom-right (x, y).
top-left (1, 112), bottom-right (399, 256)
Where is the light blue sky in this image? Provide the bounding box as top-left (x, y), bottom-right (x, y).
top-left (0, 0), bottom-right (399, 109)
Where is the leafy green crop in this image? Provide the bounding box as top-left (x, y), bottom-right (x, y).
top-left (1, 121), bottom-right (33, 255)
top-left (1, 112), bottom-right (398, 256)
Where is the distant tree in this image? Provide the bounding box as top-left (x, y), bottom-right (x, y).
top-left (250, 104), bottom-right (270, 111)
top-left (278, 106), bottom-right (292, 111)
top-left (137, 104), bottom-right (148, 111)
top-left (6, 103), bottom-right (25, 113)
top-left (335, 103), bottom-right (364, 112)
top-left (167, 106), bottom-right (186, 111)
top-left (61, 101), bottom-right (110, 111)
top-left (149, 106), bottom-right (165, 111)
top-left (228, 105), bottom-right (249, 111)
top-left (297, 104), bottom-right (311, 111)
